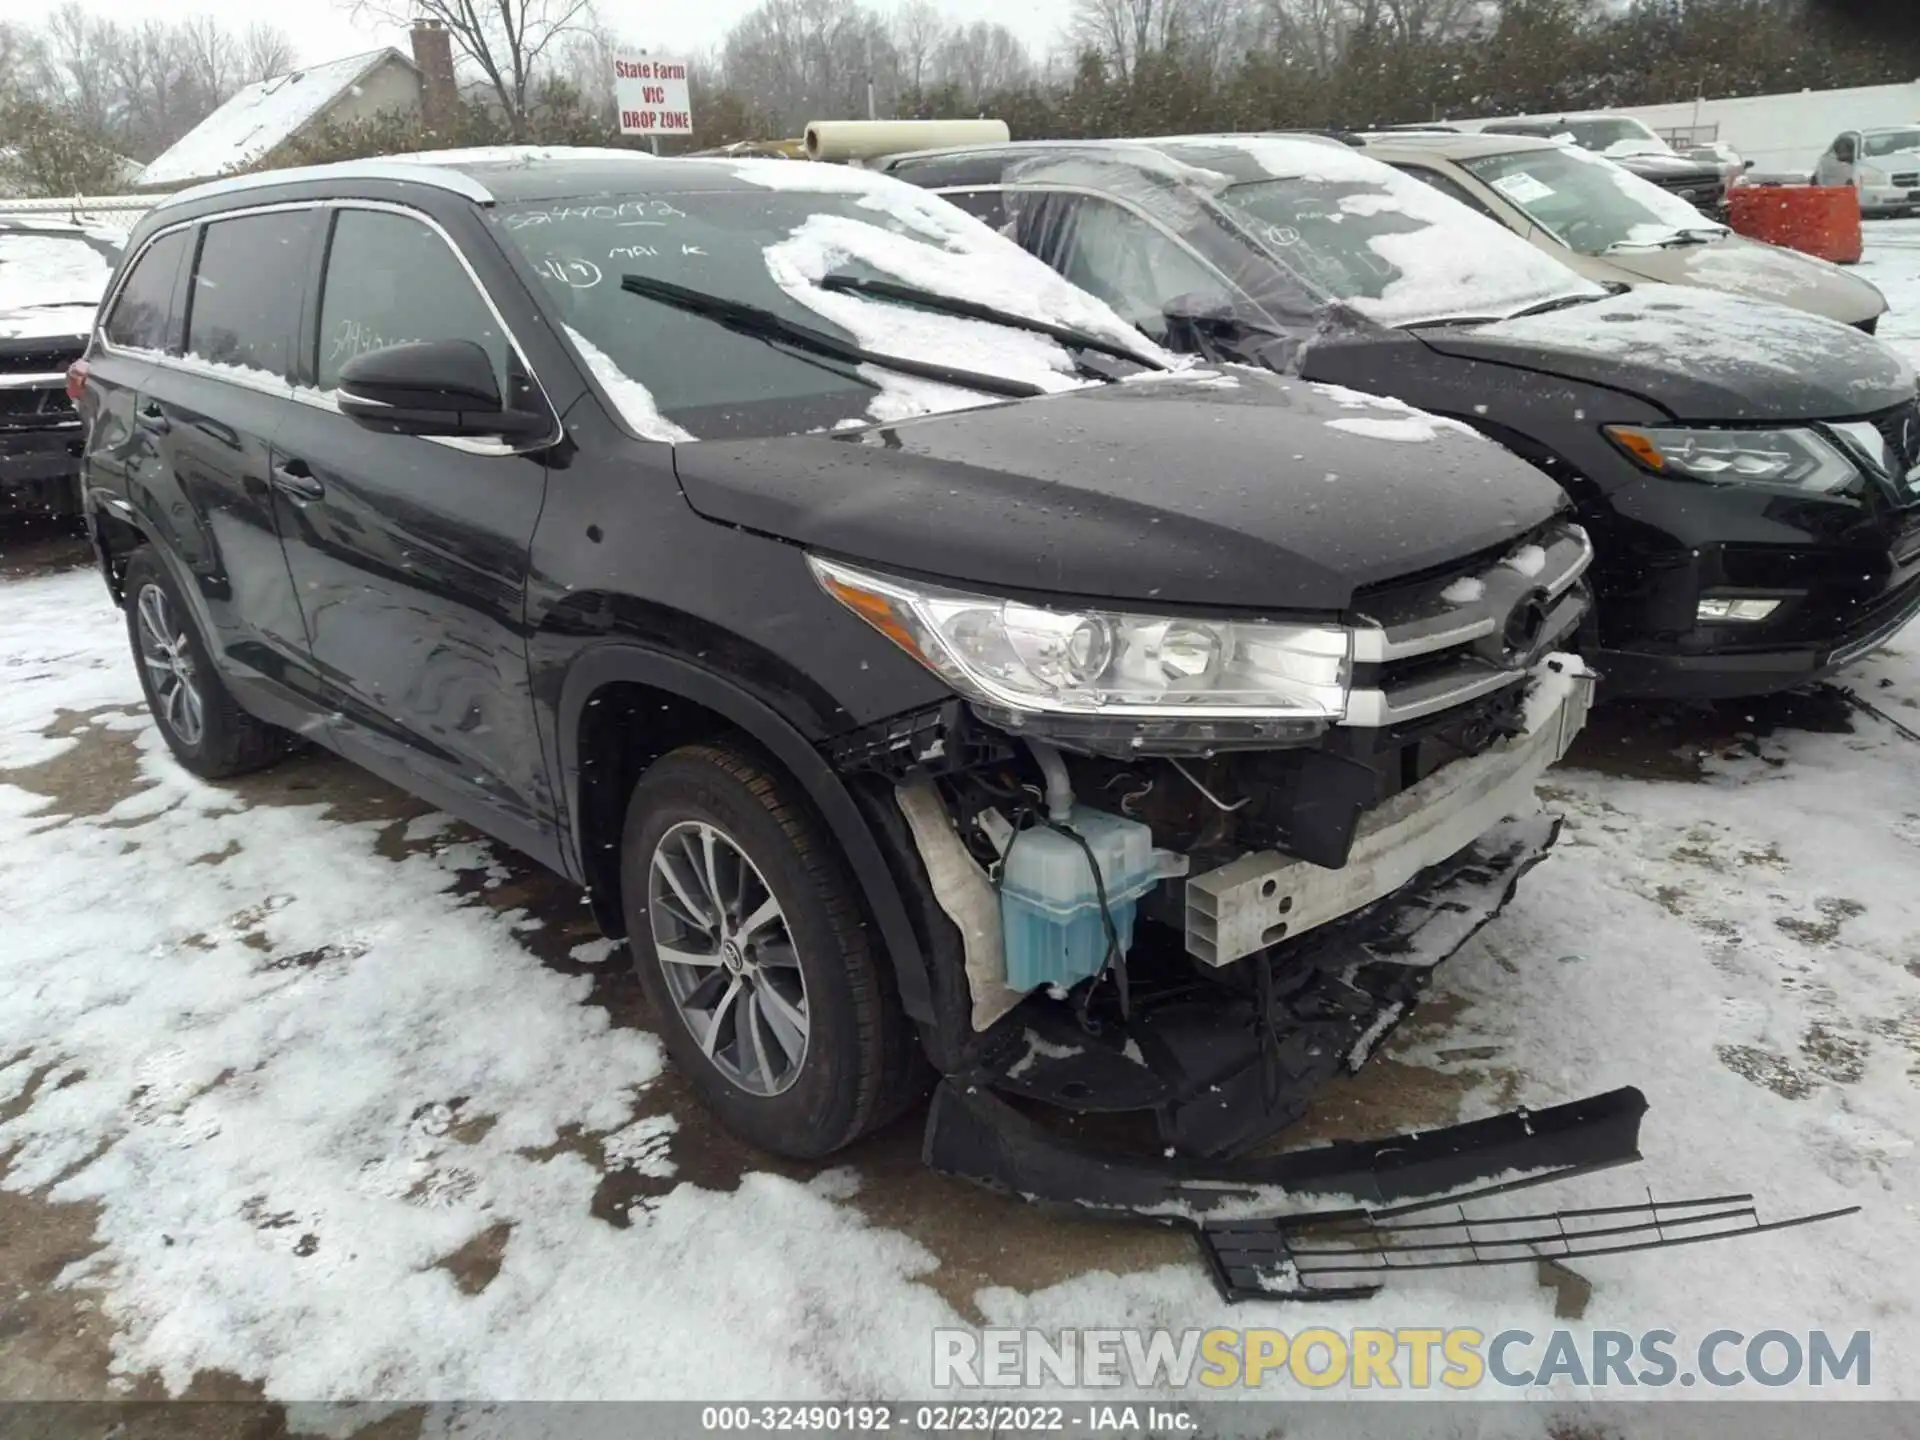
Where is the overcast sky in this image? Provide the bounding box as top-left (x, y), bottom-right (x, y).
top-left (51, 0), bottom-right (1079, 68)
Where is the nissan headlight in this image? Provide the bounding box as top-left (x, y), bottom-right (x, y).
top-left (810, 556), bottom-right (1350, 719)
top-left (1605, 425), bottom-right (1858, 496)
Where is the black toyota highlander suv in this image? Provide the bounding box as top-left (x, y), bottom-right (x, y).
top-left (75, 150), bottom-right (1597, 1180)
top-left (883, 134), bottom-right (1920, 699)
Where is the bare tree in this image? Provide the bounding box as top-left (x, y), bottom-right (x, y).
top-left (892, 0), bottom-right (945, 91)
top-left (28, 4), bottom-right (120, 136)
top-left (719, 0), bottom-right (902, 133)
top-left (342, 0), bottom-right (599, 137)
top-left (931, 22), bottom-right (1033, 106)
top-left (550, 12), bottom-right (633, 122)
top-left (177, 14), bottom-right (237, 104)
top-left (240, 23), bottom-right (296, 84)
top-left (1070, 0), bottom-right (1152, 80)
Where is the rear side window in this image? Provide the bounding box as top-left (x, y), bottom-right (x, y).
top-left (1034, 195), bottom-right (1230, 342)
top-left (105, 229), bottom-right (191, 352)
top-left (185, 211), bottom-right (315, 378)
top-left (940, 188), bottom-right (1013, 235)
top-left (317, 208), bottom-right (511, 395)
top-left (1396, 166), bottom-right (1501, 220)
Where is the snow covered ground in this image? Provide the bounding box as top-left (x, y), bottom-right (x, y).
top-left (1857, 215), bottom-right (1920, 368)
top-left (6, 227), bottom-right (1920, 1428)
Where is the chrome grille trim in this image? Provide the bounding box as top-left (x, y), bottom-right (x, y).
top-left (1341, 522), bottom-right (1593, 729)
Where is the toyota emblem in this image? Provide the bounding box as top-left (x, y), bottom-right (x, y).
top-left (1502, 590), bottom-right (1551, 663)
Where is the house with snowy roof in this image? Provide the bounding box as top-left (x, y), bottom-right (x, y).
top-left (136, 25), bottom-right (462, 190)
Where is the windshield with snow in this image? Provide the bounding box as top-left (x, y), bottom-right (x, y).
top-left (1459, 145), bottom-right (1724, 255)
top-left (1197, 140), bottom-right (1602, 326)
top-left (0, 230), bottom-right (118, 317)
top-left (1864, 129), bottom-right (1920, 158)
top-left (493, 176), bottom-right (1159, 441)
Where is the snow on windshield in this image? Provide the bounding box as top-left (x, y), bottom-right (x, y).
top-left (728, 158), bottom-right (1167, 363)
top-left (1461, 144), bottom-right (1723, 254)
top-left (563, 324), bottom-right (693, 443)
top-left (764, 213), bottom-right (1112, 406)
top-left (1554, 144), bottom-right (1727, 242)
top-left (0, 232), bottom-right (114, 321)
top-left (517, 162), bottom-right (1173, 439)
top-left (1199, 135), bottom-right (1603, 325)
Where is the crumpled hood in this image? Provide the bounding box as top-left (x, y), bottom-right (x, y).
top-left (672, 368), bottom-right (1567, 612)
top-left (1414, 285), bottom-right (1915, 422)
top-left (1601, 236), bottom-right (1887, 328)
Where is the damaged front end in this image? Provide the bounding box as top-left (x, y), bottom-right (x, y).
top-left (824, 519), bottom-right (1597, 1159)
top-left (819, 518), bottom-right (1864, 1290)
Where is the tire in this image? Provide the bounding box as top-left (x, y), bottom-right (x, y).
top-left (619, 742), bottom-right (927, 1158)
top-left (123, 548), bottom-right (293, 779)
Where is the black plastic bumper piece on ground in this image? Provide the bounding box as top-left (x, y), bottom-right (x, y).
top-left (1197, 1189), bottom-right (1863, 1303)
top-left (922, 1079), bottom-right (1649, 1224)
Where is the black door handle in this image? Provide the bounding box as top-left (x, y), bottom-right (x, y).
top-left (136, 403), bottom-right (170, 436)
top-left (271, 459), bottom-right (324, 502)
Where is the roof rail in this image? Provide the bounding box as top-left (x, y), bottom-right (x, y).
top-left (155, 158), bottom-right (497, 212)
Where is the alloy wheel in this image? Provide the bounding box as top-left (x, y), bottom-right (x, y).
top-left (647, 820), bottom-right (809, 1097)
top-left (135, 583), bottom-right (205, 748)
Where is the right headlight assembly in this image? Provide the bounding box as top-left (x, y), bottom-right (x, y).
top-left (809, 556), bottom-right (1351, 721)
top-left (1605, 424), bottom-right (1859, 497)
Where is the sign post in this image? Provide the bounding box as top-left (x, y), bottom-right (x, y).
top-left (614, 57), bottom-right (694, 150)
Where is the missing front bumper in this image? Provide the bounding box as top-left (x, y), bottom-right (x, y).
top-left (923, 1082), bottom-right (1861, 1301)
top-left (969, 808), bottom-right (1563, 1157)
top-left (1186, 657), bottom-right (1594, 966)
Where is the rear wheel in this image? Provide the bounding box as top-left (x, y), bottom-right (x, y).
top-left (123, 548), bottom-right (293, 779)
top-left (619, 742), bottom-right (926, 1157)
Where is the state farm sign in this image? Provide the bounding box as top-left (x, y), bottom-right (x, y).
top-left (614, 57), bottom-right (692, 136)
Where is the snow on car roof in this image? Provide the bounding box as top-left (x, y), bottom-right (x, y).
top-left (990, 133), bottom-right (1603, 327)
top-left (1358, 131), bottom-right (1566, 160)
top-left (139, 49), bottom-right (413, 188)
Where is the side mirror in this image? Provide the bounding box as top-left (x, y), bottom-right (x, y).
top-left (1160, 291), bottom-right (1272, 362)
top-left (336, 340), bottom-right (550, 441)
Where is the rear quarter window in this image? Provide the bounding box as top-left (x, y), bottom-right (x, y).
top-left (104, 229), bottom-right (192, 352)
top-left (185, 211), bottom-right (318, 379)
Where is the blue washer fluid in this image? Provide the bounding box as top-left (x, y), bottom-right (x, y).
top-left (997, 806), bottom-right (1185, 993)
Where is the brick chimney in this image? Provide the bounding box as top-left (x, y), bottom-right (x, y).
top-left (410, 18), bottom-right (458, 134)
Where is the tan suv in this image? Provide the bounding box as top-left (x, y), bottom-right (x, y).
top-left (1351, 130), bottom-right (1888, 332)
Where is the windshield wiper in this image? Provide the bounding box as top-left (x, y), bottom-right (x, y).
top-left (620, 274), bottom-right (1045, 399)
top-left (817, 274), bottom-right (1167, 371)
top-left (1506, 293), bottom-right (1603, 318)
top-left (1603, 227), bottom-right (1723, 252)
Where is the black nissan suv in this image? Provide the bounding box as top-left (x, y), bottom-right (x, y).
top-left (75, 150), bottom-right (1596, 1170)
top-left (883, 134), bottom-right (1920, 699)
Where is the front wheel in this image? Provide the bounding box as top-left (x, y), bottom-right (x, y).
top-left (619, 742), bottom-right (926, 1157)
top-left (123, 548), bottom-right (293, 779)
